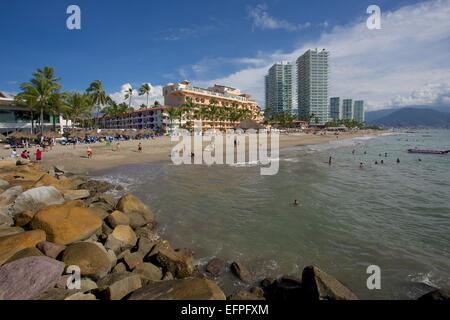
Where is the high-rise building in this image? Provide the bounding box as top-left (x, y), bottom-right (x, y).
top-left (297, 49), bottom-right (329, 124)
top-left (329, 97), bottom-right (342, 121)
top-left (353, 100), bottom-right (365, 123)
top-left (342, 99), bottom-right (354, 120)
top-left (264, 62), bottom-right (294, 117)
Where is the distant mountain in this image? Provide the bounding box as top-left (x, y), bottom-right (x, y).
top-left (368, 108), bottom-right (450, 128)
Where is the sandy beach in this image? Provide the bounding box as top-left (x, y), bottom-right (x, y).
top-left (0, 130), bottom-right (387, 175)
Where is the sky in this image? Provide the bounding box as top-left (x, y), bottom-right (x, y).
top-left (1, 0), bottom-right (450, 111)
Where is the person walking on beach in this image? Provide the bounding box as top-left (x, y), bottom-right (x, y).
top-left (10, 148), bottom-right (17, 159)
top-left (138, 142), bottom-right (142, 153)
top-left (35, 147), bottom-right (42, 162)
top-left (87, 147), bottom-right (93, 159)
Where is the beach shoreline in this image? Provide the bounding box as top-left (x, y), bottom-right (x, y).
top-left (0, 130), bottom-right (390, 176)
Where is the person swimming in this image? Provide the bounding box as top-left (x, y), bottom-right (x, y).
top-left (352, 149), bottom-right (355, 155)
top-left (293, 199), bottom-right (299, 206)
top-left (375, 161), bottom-right (378, 165)
top-left (359, 162), bottom-right (364, 169)
top-left (397, 158), bottom-right (400, 163)
top-left (381, 160), bottom-right (384, 164)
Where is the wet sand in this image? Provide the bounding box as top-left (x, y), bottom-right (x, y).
top-left (0, 130), bottom-right (387, 175)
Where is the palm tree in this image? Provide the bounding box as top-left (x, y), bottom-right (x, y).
top-left (138, 83), bottom-right (152, 108)
top-left (48, 93), bottom-right (68, 132)
top-left (16, 66), bottom-right (61, 135)
top-left (86, 80), bottom-right (109, 127)
top-left (207, 99), bottom-right (220, 129)
top-left (124, 86), bottom-right (134, 109)
top-left (64, 92), bottom-right (90, 129)
top-left (166, 107), bottom-right (179, 132)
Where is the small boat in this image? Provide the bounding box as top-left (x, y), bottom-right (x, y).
top-left (408, 148), bottom-right (450, 155)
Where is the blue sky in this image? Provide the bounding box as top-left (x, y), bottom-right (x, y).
top-left (1, 0), bottom-right (449, 110)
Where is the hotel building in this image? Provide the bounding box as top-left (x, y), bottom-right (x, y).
top-left (265, 62), bottom-right (295, 117)
top-left (297, 49), bottom-right (329, 124)
top-left (163, 80), bottom-right (262, 130)
top-left (342, 99), bottom-right (354, 120)
top-left (353, 100), bottom-right (365, 123)
top-left (329, 97), bottom-right (342, 121)
top-left (98, 107), bottom-right (169, 133)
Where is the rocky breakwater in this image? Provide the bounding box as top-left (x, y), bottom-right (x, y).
top-left (0, 159), bottom-right (446, 301)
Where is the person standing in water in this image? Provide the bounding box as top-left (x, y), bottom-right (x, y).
top-left (397, 158), bottom-right (400, 163)
top-left (293, 199), bottom-right (299, 206)
top-left (328, 156), bottom-right (332, 165)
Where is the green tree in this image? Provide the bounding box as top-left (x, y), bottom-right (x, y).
top-left (124, 86), bottom-right (134, 109)
top-left (138, 83), bottom-right (152, 108)
top-left (86, 80), bottom-right (109, 127)
top-left (64, 92), bottom-right (91, 129)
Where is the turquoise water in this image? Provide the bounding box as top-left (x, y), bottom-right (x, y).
top-left (98, 130), bottom-right (450, 299)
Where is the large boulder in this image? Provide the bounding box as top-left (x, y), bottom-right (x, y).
top-left (4, 247), bottom-right (44, 264)
top-left (30, 201), bottom-right (102, 245)
top-left (230, 261), bottom-right (252, 283)
top-left (62, 242), bottom-right (112, 280)
top-left (0, 186), bottom-right (23, 207)
top-left (78, 180), bottom-right (115, 195)
top-left (0, 256), bottom-right (65, 300)
top-left (107, 210), bottom-right (130, 228)
top-left (206, 258), bottom-right (226, 277)
top-left (13, 186), bottom-right (64, 215)
top-left (0, 230), bottom-right (46, 265)
top-left (105, 225), bottom-right (137, 253)
top-left (132, 262), bottom-right (163, 283)
top-left (62, 189), bottom-right (90, 201)
top-left (36, 241), bottom-right (66, 259)
top-left (33, 174), bottom-right (75, 190)
top-left (0, 179), bottom-right (10, 189)
top-left (301, 266), bottom-right (358, 300)
top-left (0, 212), bottom-right (13, 228)
top-left (129, 278), bottom-right (226, 300)
top-left (148, 241), bottom-right (195, 279)
top-left (0, 226), bottom-right (24, 237)
top-left (96, 272), bottom-right (142, 300)
top-left (14, 210), bottom-right (35, 227)
top-left (417, 289), bottom-right (450, 301)
top-left (116, 194), bottom-right (155, 228)
top-left (263, 276), bottom-right (302, 301)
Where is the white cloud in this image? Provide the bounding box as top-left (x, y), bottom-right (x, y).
top-left (248, 4), bottom-right (311, 32)
top-left (200, 0), bottom-right (450, 111)
top-left (109, 83), bottom-right (163, 108)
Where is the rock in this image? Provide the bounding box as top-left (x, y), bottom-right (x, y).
top-left (4, 247), bottom-right (44, 264)
top-left (230, 261), bottom-right (252, 283)
top-left (0, 179), bottom-right (9, 189)
top-left (228, 290), bottom-right (265, 300)
top-left (148, 241), bottom-right (195, 279)
top-left (0, 256), bottom-right (65, 300)
top-left (0, 230), bottom-right (46, 265)
top-left (417, 289), bottom-right (450, 301)
top-left (0, 212), bottom-right (13, 228)
top-left (113, 262), bottom-right (127, 273)
top-left (53, 165), bottom-right (65, 174)
top-left (13, 186), bottom-right (64, 215)
top-left (260, 277), bottom-right (276, 288)
top-left (30, 201), bottom-right (102, 245)
top-left (65, 292), bottom-right (97, 300)
top-left (133, 262), bottom-right (163, 283)
top-left (36, 288), bottom-right (79, 300)
top-left (0, 186), bottom-right (23, 207)
top-left (129, 278), bottom-right (226, 300)
top-left (32, 174), bottom-right (75, 190)
top-left (105, 225), bottom-right (137, 253)
top-left (107, 210), bottom-right (130, 228)
top-left (89, 206), bottom-right (110, 220)
top-left (63, 242), bottom-right (112, 280)
top-left (14, 210), bottom-right (35, 227)
top-left (78, 180), bottom-right (114, 195)
top-left (80, 279), bottom-right (98, 292)
top-left (205, 258), bottom-right (226, 277)
top-left (97, 194), bottom-right (117, 208)
top-left (136, 236), bottom-right (156, 256)
top-left (16, 158), bottom-right (31, 166)
top-left (301, 266), bottom-right (358, 300)
top-left (135, 225), bottom-right (159, 242)
top-left (250, 286), bottom-right (265, 298)
top-left (55, 274), bottom-right (70, 289)
top-left (36, 241), bottom-right (66, 259)
top-left (0, 226), bottom-right (24, 237)
top-left (116, 193), bottom-right (155, 228)
top-left (122, 251), bottom-right (144, 270)
top-left (62, 189), bottom-right (90, 201)
top-left (96, 272), bottom-right (142, 300)
top-left (264, 276), bottom-right (302, 301)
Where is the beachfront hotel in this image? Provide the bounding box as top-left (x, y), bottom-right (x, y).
top-left (297, 49), bottom-right (330, 124)
top-left (329, 97), bottom-right (365, 123)
top-left (0, 91), bottom-right (70, 134)
top-left (264, 62), bottom-right (296, 117)
top-left (163, 80), bottom-right (262, 130)
top-left (98, 107), bottom-right (170, 133)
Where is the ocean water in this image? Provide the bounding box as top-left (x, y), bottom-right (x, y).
top-left (97, 130), bottom-right (450, 299)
